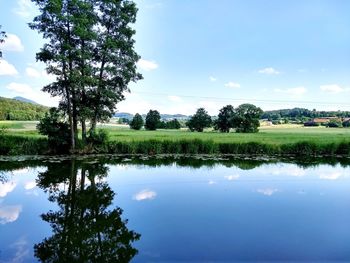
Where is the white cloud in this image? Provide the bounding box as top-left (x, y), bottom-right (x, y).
top-left (5, 82), bottom-right (59, 107)
top-left (258, 67), bottom-right (280, 75)
top-left (256, 188), bottom-right (280, 196)
top-left (0, 60), bottom-right (19, 76)
top-left (24, 181), bottom-right (36, 190)
top-left (274, 86), bottom-right (307, 97)
top-left (12, 168), bottom-right (29, 175)
top-left (133, 189), bottom-right (157, 201)
top-left (319, 172), bottom-right (343, 180)
top-left (0, 181), bottom-right (17, 198)
top-left (208, 180), bottom-right (217, 185)
top-left (0, 205), bottom-right (22, 224)
top-left (224, 82), bottom-right (240, 89)
top-left (25, 67), bottom-right (41, 78)
top-left (320, 84), bottom-right (344, 94)
top-left (13, 0), bottom-right (36, 18)
top-left (168, 95), bottom-right (182, 102)
top-left (137, 59), bottom-right (158, 71)
top-left (209, 76), bottom-right (217, 82)
top-left (25, 67), bottom-right (56, 81)
top-left (10, 238), bottom-right (30, 263)
top-left (6, 83), bottom-right (33, 94)
top-left (0, 34), bottom-right (24, 52)
top-left (224, 174), bottom-right (240, 181)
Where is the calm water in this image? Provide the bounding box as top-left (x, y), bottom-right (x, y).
top-left (0, 156), bottom-right (350, 262)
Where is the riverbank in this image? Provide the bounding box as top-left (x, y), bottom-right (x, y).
top-left (1, 131), bottom-right (350, 157)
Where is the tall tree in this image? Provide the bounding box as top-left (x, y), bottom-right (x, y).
top-left (30, 0), bottom-right (142, 150)
top-left (87, 0), bottom-right (142, 135)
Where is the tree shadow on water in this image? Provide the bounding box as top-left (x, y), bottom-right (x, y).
top-left (34, 161), bottom-right (140, 262)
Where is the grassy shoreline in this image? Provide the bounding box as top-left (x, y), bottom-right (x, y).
top-left (1, 133), bottom-right (350, 157)
top-left (1, 124), bottom-right (350, 156)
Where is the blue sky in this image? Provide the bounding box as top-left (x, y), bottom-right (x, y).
top-left (0, 0), bottom-right (350, 114)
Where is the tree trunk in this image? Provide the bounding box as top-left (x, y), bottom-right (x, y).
top-left (82, 120), bottom-right (87, 144)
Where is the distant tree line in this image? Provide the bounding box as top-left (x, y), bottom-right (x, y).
top-left (129, 104), bottom-right (263, 133)
top-left (129, 110), bottom-right (181, 130)
top-left (262, 108), bottom-right (350, 121)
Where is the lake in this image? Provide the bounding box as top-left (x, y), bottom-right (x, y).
top-left (0, 156), bottom-right (350, 262)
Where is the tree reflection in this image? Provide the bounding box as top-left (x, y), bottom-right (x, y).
top-left (35, 161), bottom-right (140, 262)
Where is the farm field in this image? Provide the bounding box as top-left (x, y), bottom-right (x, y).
top-left (2, 121), bottom-right (350, 146)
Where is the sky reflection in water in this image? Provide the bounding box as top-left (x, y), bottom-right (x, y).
top-left (0, 158), bottom-right (350, 262)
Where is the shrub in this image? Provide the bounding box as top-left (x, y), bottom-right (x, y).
top-left (37, 108), bottom-right (71, 153)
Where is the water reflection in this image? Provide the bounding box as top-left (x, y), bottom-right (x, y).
top-left (34, 161), bottom-right (140, 262)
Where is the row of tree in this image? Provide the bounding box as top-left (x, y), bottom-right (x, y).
top-left (129, 111), bottom-right (181, 130)
top-left (129, 104), bottom-right (263, 133)
top-left (187, 104), bottom-right (263, 133)
top-left (262, 108), bottom-right (350, 120)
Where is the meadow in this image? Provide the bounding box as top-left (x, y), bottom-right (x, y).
top-left (1, 121), bottom-right (350, 156)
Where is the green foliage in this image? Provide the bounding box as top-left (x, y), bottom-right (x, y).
top-left (129, 113), bottom-right (144, 130)
top-left (0, 97), bottom-right (48, 121)
top-left (37, 108), bottom-right (71, 153)
top-left (157, 119), bottom-right (181, 129)
top-left (232, 104), bottom-right (263, 133)
top-left (86, 129), bottom-right (109, 146)
top-left (145, 110), bottom-right (161, 130)
top-left (343, 120), bottom-right (350, 127)
top-left (326, 120), bottom-right (343, 128)
top-left (214, 105), bottom-right (234, 133)
top-left (186, 108), bottom-right (212, 132)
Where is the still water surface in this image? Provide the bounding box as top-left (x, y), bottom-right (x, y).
top-left (0, 157), bottom-right (349, 262)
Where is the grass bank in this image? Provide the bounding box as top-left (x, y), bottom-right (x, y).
top-left (1, 125), bottom-right (350, 156)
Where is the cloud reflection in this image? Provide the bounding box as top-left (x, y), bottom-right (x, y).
top-left (256, 188), bottom-right (280, 196)
top-left (0, 181), bottom-right (17, 198)
top-left (133, 189), bottom-right (157, 201)
top-left (0, 205), bottom-right (22, 224)
top-left (224, 174), bottom-right (240, 181)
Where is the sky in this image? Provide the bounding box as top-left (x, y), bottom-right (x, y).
top-left (0, 0), bottom-right (350, 115)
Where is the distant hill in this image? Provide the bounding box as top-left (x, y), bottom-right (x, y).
top-left (13, 96), bottom-right (39, 105)
top-left (0, 96), bottom-right (49, 121)
top-left (114, 112), bottom-right (189, 120)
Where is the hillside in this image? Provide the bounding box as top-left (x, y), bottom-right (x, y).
top-left (0, 96), bottom-right (48, 121)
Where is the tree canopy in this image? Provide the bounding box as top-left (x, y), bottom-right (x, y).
top-left (30, 0), bottom-right (142, 150)
top-left (214, 105), bottom-right (235, 133)
top-left (232, 104), bottom-right (263, 133)
top-left (130, 113), bottom-right (144, 130)
top-left (145, 110), bottom-right (161, 130)
top-left (186, 108), bottom-right (212, 132)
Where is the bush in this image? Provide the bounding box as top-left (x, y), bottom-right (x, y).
top-left (326, 120), bottom-right (342, 128)
top-left (37, 108), bottom-right (71, 153)
top-left (87, 129), bottom-right (109, 146)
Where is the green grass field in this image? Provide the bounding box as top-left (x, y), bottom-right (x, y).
top-left (2, 122), bottom-right (350, 146)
